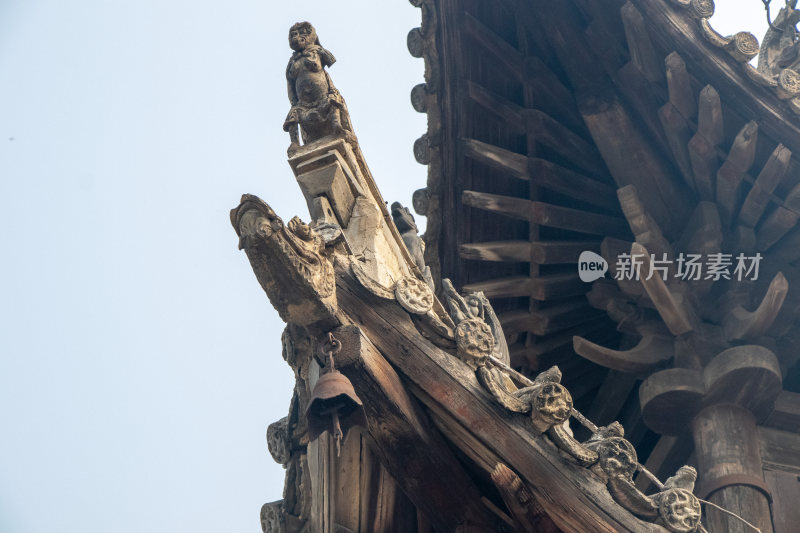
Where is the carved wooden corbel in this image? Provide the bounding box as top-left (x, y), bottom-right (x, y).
top-left (231, 194), bottom-right (337, 327)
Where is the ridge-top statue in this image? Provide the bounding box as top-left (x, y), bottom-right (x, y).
top-left (283, 22), bottom-right (354, 155)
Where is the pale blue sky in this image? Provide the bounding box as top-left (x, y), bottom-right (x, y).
top-left (0, 2), bottom-right (765, 532)
top-left (0, 2), bottom-right (424, 531)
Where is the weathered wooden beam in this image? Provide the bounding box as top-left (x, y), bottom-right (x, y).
top-left (500, 301), bottom-right (604, 336)
top-left (659, 99), bottom-right (696, 191)
top-left (534, 0), bottom-right (691, 237)
top-left (530, 158), bottom-right (620, 211)
top-left (633, 243), bottom-right (695, 335)
top-left (530, 240), bottom-right (601, 264)
top-left (738, 144), bottom-right (791, 228)
top-left (766, 223), bottom-right (800, 263)
top-left (461, 275), bottom-right (533, 299)
top-left (757, 183), bottom-right (800, 249)
top-left (492, 464), bottom-right (561, 533)
top-left (723, 272), bottom-right (788, 341)
top-left (531, 201), bottom-right (630, 238)
top-left (617, 185), bottom-right (673, 258)
top-left (688, 86), bottom-right (724, 201)
top-left (760, 426), bottom-right (800, 472)
top-left (621, 2), bottom-right (664, 82)
top-left (524, 56), bottom-right (591, 138)
top-left (335, 269), bottom-right (667, 532)
top-left (716, 121), bottom-right (759, 225)
top-left (526, 319), bottom-right (612, 359)
top-left (331, 325), bottom-right (495, 531)
top-left (464, 80), bottom-right (525, 133)
top-left (462, 190), bottom-right (531, 221)
top-left (527, 109), bottom-right (607, 175)
top-left (460, 240), bottom-right (600, 265)
top-left (463, 138), bottom-right (528, 180)
top-left (463, 11), bottom-right (523, 80)
top-left (463, 190), bottom-right (629, 237)
top-left (665, 52), bottom-right (696, 119)
top-left (459, 240), bottom-right (531, 263)
top-left (463, 272), bottom-right (586, 301)
top-left (573, 333), bottom-right (674, 377)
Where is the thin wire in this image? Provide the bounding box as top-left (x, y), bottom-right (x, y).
top-left (699, 499), bottom-right (762, 533)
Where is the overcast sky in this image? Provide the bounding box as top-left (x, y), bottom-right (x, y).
top-left (0, 2), bottom-right (766, 532)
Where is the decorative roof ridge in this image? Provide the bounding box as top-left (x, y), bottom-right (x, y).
top-left (664, 0), bottom-right (800, 113)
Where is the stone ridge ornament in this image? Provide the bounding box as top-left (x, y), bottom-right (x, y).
top-left (283, 22), bottom-right (355, 155)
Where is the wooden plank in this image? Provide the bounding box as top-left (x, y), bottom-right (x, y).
top-left (463, 11), bottom-right (523, 80)
top-left (530, 158), bottom-right (620, 210)
top-left (530, 240), bottom-right (601, 264)
top-left (460, 240), bottom-right (531, 263)
top-left (688, 85), bottom-right (724, 201)
top-left (524, 56), bottom-right (591, 138)
top-left (531, 201), bottom-right (630, 237)
top-left (764, 469), bottom-right (800, 533)
top-left (462, 190), bottom-right (531, 221)
top-left (738, 144), bottom-right (791, 228)
top-left (463, 138), bottom-right (528, 180)
top-left (716, 121), bottom-right (759, 225)
top-left (461, 275), bottom-right (533, 299)
top-left (527, 109), bottom-right (608, 175)
top-left (461, 240), bottom-right (600, 267)
top-left (464, 80), bottom-right (525, 133)
top-left (335, 270), bottom-right (667, 532)
top-left (765, 391), bottom-right (800, 432)
top-left (463, 190), bottom-right (629, 237)
top-left (760, 426), bottom-right (800, 472)
top-left (463, 271), bottom-right (586, 301)
top-left (332, 325), bottom-right (495, 530)
top-left (500, 301), bottom-right (604, 336)
top-left (621, 2), bottom-right (664, 82)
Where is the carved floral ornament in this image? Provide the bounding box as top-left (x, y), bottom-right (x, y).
top-left (351, 264), bottom-right (707, 533)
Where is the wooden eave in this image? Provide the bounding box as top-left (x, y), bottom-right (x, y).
top-left (408, 0), bottom-right (800, 448)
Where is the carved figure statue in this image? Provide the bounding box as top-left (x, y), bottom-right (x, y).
top-left (283, 22), bottom-right (354, 155)
top-left (758, 0), bottom-right (800, 77)
top-left (391, 201), bottom-right (434, 288)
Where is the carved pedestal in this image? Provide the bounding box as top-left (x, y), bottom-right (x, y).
top-left (640, 344), bottom-right (783, 532)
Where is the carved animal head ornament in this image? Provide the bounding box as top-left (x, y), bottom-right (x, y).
top-left (288, 21), bottom-right (320, 52)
